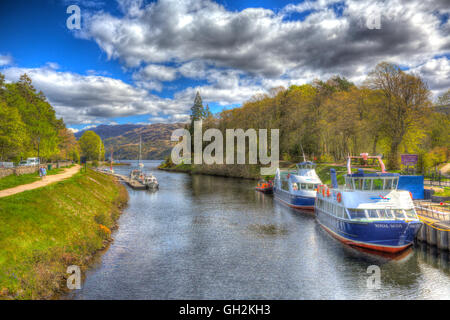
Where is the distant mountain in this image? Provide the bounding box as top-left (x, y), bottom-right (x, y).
top-left (74, 124), bottom-right (145, 140)
top-left (76, 123), bottom-right (186, 160)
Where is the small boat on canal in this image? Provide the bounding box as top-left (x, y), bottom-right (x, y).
top-left (273, 161), bottom-right (322, 210)
top-left (130, 169), bottom-right (159, 190)
top-left (140, 173), bottom-right (159, 190)
top-left (255, 179), bottom-right (273, 194)
top-left (315, 155), bottom-right (422, 253)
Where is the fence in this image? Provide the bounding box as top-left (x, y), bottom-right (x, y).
top-left (0, 161), bottom-right (74, 179)
top-left (415, 200), bottom-right (450, 223)
top-left (424, 171), bottom-right (450, 187)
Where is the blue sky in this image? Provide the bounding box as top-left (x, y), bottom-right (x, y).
top-left (0, 0), bottom-right (448, 131)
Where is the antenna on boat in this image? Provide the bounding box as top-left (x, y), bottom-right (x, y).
top-left (300, 143), bottom-right (306, 162)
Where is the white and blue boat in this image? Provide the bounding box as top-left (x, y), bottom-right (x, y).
top-left (273, 162), bottom-right (322, 210)
top-left (315, 155), bottom-right (422, 253)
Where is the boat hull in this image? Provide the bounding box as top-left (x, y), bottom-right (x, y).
top-left (316, 209), bottom-right (422, 253)
top-left (273, 187), bottom-right (315, 210)
top-left (255, 187), bottom-right (273, 194)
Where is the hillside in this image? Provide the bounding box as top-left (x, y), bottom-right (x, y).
top-left (76, 123), bottom-right (185, 160)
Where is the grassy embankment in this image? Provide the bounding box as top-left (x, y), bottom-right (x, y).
top-left (435, 187), bottom-right (450, 197)
top-left (0, 167), bottom-right (69, 191)
top-left (0, 169), bottom-right (128, 299)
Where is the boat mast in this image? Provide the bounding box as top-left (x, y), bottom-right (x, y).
top-left (139, 135), bottom-right (142, 165)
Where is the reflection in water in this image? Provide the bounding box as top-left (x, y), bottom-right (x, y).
top-left (67, 160), bottom-right (450, 299)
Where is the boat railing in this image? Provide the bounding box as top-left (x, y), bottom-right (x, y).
top-left (414, 200), bottom-right (450, 222)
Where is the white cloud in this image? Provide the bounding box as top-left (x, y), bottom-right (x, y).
top-left (72, 0), bottom-right (449, 100)
top-left (0, 54), bottom-right (12, 66)
top-left (1, 66), bottom-right (191, 125)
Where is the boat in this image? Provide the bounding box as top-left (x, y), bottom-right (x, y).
top-left (315, 154), bottom-right (422, 253)
top-left (129, 169), bottom-right (142, 180)
top-left (273, 161), bottom-right (322, 210)
top-left (255, 179), bottom-right (273, 194)
top-left (140, 173), bottom-right (159, 190)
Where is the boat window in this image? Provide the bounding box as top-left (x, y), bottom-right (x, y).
top-left (372, 179), bottom-right (383, 190)
top-left (347, 209), bottom-right (367, 220)
top-left (393, 209), bottom-right (406, 219)
top-left (376, 209), bottom-right (394, 219)
top-left (307, 184), bottom-right (315, 190)
top-left (363, 179), bottom-right (372, 190)
top-left (367, 209), bottom-right (379, 219)
top-left (384, 179), bottom-right (393, 190)
top-left (404, 209), bottom-right (417, 219)
top-left (301, 183), bottom-right (307, 190)
top-left (392, 178), bottom-right (398, 189)
top-left (337, 206), bottom-right (344, 218)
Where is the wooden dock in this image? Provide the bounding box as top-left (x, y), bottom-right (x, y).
top-left (113, 173), bottom-right (147, 190)
top-left (415, 200), bottom-right (450, 252)
top-left (96, 169), bottom-right (147, 190)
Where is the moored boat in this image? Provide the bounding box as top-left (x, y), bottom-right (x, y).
top-left (255, 179), bottom-right (273, 194)
top-left (141, 173), bottom-right (159, 190)
top-left (273, 161), bottom-right (322, 210)
top-left (315, 155), bottom-right (422, 253)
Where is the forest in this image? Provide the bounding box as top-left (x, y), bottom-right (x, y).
top-left (0, 73), bottom-right (104, 163)
top-left (191, 62), bottom-right (449, 172)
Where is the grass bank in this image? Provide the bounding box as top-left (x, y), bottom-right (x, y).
top-left (0, 165), bottom-right (75, 191)
top-left (0, 169), bottom-right (128, 299)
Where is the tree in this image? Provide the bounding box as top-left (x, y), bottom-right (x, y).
top-left (57, 128), bottom-right (80, 161)
top-left (436, 89), bottom-right (449, 107)
top-left (367, 62), bottom-right (431, 169)
top-left (0, 101), bottom-right (26, 161)
top-left (190, 91), bottom-right (205, 124)
top-left (79, 131), bottom-right (104, 161)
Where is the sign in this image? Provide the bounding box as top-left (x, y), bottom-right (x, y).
top-left (401, 154), bottom-right (418, 165)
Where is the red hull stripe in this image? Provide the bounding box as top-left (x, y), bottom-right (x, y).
top-left (318, 220), bottom-right (411, 253)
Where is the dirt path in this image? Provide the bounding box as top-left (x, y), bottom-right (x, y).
top-left (0, 165), bottom-right (80, 198)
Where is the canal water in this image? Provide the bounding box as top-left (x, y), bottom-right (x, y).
top-left (67, 160), bottom-right (450, 299)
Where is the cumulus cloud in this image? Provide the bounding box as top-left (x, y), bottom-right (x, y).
top-left (0, 54), bottom-right (13, 66)
top-left (3, 0), bottom-right (449, 126)
top-left (410, 57), bottom-right (450, 99)
top-left (1, 66), bottom-right (191, 125)
top-left (79, 0), bottom-right (449, 78)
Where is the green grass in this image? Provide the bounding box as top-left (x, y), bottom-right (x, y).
top-left (0, 168), bottom-right (65, 191)
top-left (0, 169), bottom-right (128, 299)
top-left (315, 164), bottom-right (351, 185)
top-left (435, 187), bottom-right (450, 197)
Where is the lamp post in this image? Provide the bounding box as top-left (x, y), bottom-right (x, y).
top-left (37, 137), bottom-right (40, 162)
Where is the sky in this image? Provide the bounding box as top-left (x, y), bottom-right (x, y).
top-left (0, 0), bottom-right (449, 132)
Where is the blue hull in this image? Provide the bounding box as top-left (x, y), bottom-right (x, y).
top-left (316, 208), bottom-right (422, 253)
top-left (273, 187), bottom-right (315, 210)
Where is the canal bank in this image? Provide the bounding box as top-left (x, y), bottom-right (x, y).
top-left (67, 160), bottom-right (450, 299)
top-left (0, 169), bottom-right (128, 299)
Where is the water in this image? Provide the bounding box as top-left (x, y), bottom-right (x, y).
top-left (67, 160), bottom-right (450, 299)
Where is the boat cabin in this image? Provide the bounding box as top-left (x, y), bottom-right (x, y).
top-left (344, 170), bottom-right (399, 191)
